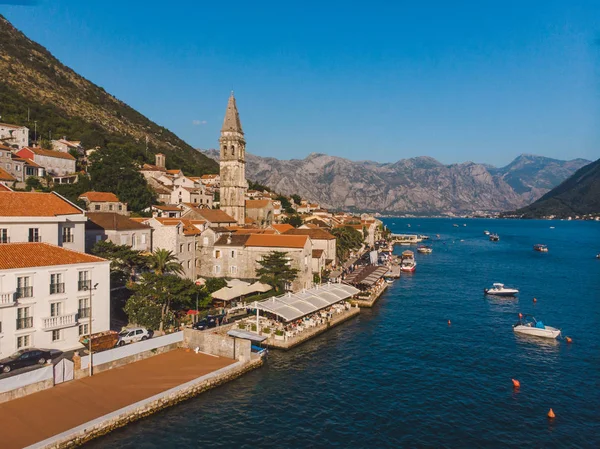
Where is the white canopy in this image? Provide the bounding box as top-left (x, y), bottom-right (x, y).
top-left (254, 283), bottom-right (360, 322)
top-left (212, 281), bottom-right (272, 301)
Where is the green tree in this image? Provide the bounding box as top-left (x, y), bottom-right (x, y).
top-left (25, 176), bottom-right (44, 192)
top-left (204, 277), bottom-right (227, 294)
top-left (276, 195), bottom-right (295, 214)
top-left (290, 194), bottom-right (302, 205)
top-left (88, 146), bottom-right (156, 212)
top-left (126, 273), bottom-right (208, 332)
top-left (91, 240), bottom-right (148, 285)
top-left (283, 214), bottom-right (303, 228)
top-left (256, 251), bottom-right (299, 293)
top-left (331, 226), bottom-right (363, 263)
top-left (147, 248), bottom-right (184, 276)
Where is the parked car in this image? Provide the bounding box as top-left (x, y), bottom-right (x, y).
top-left (116, 327), bottom-right (154, 347)
top-left (192, 314), bottom-right (226, 331)
top-left (0, 348), bottom-right (52, 373)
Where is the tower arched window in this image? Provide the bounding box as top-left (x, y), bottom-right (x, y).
top-left (231, 145), bottom-right (235, 155)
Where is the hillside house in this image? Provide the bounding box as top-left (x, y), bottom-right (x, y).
top-left (0, 123), bottom-right (29, 149)
top-left (79, 191), bottom-right (129, 215)
top-left (85, 212), bottom-right (152, 252)
top-left (16, 146), bottom-right (76, 177)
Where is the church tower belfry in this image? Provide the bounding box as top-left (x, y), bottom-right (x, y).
top-left (219, 92), bottom-right (247, 224)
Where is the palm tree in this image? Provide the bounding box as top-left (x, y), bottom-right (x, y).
top-left (148, 249), bottom-right (184, 276)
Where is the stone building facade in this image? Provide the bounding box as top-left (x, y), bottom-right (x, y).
top-left (219, 93), bottom-right (247, 225)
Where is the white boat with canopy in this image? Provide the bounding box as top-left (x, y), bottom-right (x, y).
top-left (484, 283), bottom-right (519, 296)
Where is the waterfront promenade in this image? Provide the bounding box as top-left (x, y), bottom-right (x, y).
top-left (0, 349), bottom-right (235, 449)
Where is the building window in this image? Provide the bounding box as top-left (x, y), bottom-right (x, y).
top-left (62, 227), bottom-right (74, 243)
top-left (78, 298), bottom-right (90, 318)
top-left (187, 260), bottom-right (191, 269)
top-left (188, 243), bottom-right (192, 252)
top-left (215, 250), bottom-right (221, 259)
top-left (203, 237), bottom-right (209, 246)
top-left (16, 276), bottom-right (33, 298)
top-left (52, 330), bottom-right (61, 342)
top-left (141, 234), bottom-right (147, 244)
top-left (214, 265), bottom-right (221, 274)
top-left (118, 205), bottom-right (123, 211)
top-left (231, 250), bottom-right (236, 258)
top-left (109, 204), bottom-right (114, 211)
top-left (78, 271), bottom-right (91, 291)
top-left (79, 323), bottom-right (89, 336)
top-left (230, 266), bottom-right (237, 274)
top-left (50, 302), bottom-right (63, 317)
top-left (94, 204), bottom-right (101, 211)
top-left (28, 228), bottom-right (40, 242)
top-left (179, 244), bottom-right (184, 253)
top-left (0, 228), bottom-right (8, 244)
top-left (120, 234), bottom-right (128, 245)
top-left (16, 307), bottom-right (33, 330)
top-left (17, 334), bottom-right (31, 349)
top-left (50, 273), bottom-right (65, 294)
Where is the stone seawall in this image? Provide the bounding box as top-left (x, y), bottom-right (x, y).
top-left (31, 356), bottom-right (264, 449)
top-left (265, 307), bottom-right (360, 350)
top-left (351, 283), bottom-right (388, 308)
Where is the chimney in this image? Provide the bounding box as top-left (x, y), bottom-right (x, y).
top-left (227, 233), bottom-right (232, 244)
top-left (155, 153), bottom-right (166, 169)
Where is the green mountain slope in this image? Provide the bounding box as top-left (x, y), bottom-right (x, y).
top-left (515, 158), bottom-right (600, 217)
top-left (0, 15), bottom-right (218, 175)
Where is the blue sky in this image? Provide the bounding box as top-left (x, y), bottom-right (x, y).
top-left (1, 1), bottom-right (599, 166)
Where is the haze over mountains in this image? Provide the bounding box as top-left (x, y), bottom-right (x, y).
top-left (203, 150), bottom-right (589, 215)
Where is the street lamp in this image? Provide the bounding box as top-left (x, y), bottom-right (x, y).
top-left (83, 281), bottom-right (99, 376)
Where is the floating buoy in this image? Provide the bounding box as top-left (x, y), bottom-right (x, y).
top-left (547, 408), bottom-right (555, 419)
top-left (533, 298), bottom-right (537, 303)
top-left (512, 379), bottom-right (520, 388)
top-left (565, 337), bottom-right (572, 343)
top-left (448, 320), bottom-right (451, 326)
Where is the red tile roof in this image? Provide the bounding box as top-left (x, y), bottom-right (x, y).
top-left (312, 249), bottom-right (324, 258)
top-left (79, 191), bottom-right (120, 203)
top-left (0, 183), bottom-right (12, 192)
top-left (0, 167), bottom-right (15, 181)
top-left (152, 205), bottom-right (182, 211)
top-left (21, 146), bottom-right (76, 160)
top-left (0, 243), bottom-right (106, 270)
top-left (245, 234), bottom-right (309, 249)
top-left (245, 199), bottom-right (272, 208)
top-left (86, 213), bottom-right (150, 231)
top-left (271, 224), bottom-right (294, 234)
top-left (284, 228), bottom-right (336, 240)
top-left (192, 208), bottom-right (237, 224)
top-left (0, 191), bottom-right (82, 216)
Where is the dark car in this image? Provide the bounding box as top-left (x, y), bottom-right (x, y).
top-left (192, 314), bottom-right (226, 331)
top-left (0, 348), bottom-right (52, 373)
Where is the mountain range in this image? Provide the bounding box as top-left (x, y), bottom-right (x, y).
top-left (0, 15), bottom-right (218, 175)
top-left (203, 150), bottom-right (589, 215)
top-left (514, 158), bottom-right (600, 218)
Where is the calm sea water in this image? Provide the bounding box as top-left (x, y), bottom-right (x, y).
top-left (87, 219), bottom-right (600, 448)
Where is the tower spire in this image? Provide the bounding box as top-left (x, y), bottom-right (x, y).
top-left (221, 91), bottom-right (243, 134)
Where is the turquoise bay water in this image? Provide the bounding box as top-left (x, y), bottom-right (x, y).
top-left (87, 219), bottom-right (600, 448)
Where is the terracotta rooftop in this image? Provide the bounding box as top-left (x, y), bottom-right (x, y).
top-left (192, 208), bottom-right (236, 224)
top-left (0, 191), bottom-right (83, 217)
top-left (149, 217), bottom-right (201, 235)
top-left (200, 174), bottom-right (219, 179)
top-left (230, 228), bottom-right (277, 235)
top-left (86, 213), bottom-right (150, 231)
top-left (214, 234), bottom-right (251, 247)
top-left (21, 158), bottom-right (42, 168)
top-left (0, 167), bottom-right (15, 181)
top-left (284, 228), bottom-right (336, 240)
top-left (152, 205), bottom-right (182, 211)
top-left (245, 199), bottom-right (272, 208)
top-left (54, 139), bottom-right (81, 148)
top-left (21, 146), bottom-right (76, 160)
top-left (0, 183), bottom-right (12, 192)
top-left (0, 122), bottom-right (25, 129)
top-left (0, 243), bottom-right (106, 270)
top-left (271, 224), bottom-right (294, 234)
top-left (79, 191), bottom-right (120, 203)
top-left (245, 234), bottom-right (309, 249)
top-left (140, 163), bottom-right (166, 171)
top-left (0, 144), bottom-right (13, 151)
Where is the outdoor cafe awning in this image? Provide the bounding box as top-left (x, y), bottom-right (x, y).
top-left (253, 283), bottom-right (360, 323)
top-left (344, 265), bottom-right (389, 287)
top-left (227, 329), bottom-right (268, 342)
top-left (211, 281), bottom-right (272, 302)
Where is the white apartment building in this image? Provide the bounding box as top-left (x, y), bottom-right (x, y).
top-left (0, 191), bottom-right (87, 252)
top-left (0, 123), bottom-right (29, 149)
top-left (0, 242), bottom-right (110, 358)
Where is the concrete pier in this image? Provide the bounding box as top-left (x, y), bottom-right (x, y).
top-left (351, 282), bottom-right (389, 308)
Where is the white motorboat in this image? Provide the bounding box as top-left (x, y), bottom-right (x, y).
top-left (489, 233), bottom-right (500, 242)
top-left (400, 250), bottom-right (417, 272)
top-left (533, 244), bottom-right (548, 252)
top-left (484, 283), bottom-right (519, 296)
top-left (484, 230), bottom-right (490, 235)
top-left (384, 278), bottom-right (394, 284)
top-left (513, 315), bottom-right (561, 339)
top-left (417, 245), bottom-right (432, 254)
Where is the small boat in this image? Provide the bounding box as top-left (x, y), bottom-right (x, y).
top-left (596, 254), bottom-right (600, 259)
top-left (384, 278), bottom-right (394, 284)
top-left (484, 283), bottom-right (519, 296)
top-left (550, 226), bottom-right (555, 229)
top-left (513, 315), bottom-right (561, 339)
top-left (407, 224), bottom-right (411, 228)
top-left (417, 245), bottom-right (432, 254)
top-left (484, 230), bottom-right (490, 235)
top-left (419, 235), bottom-right (430, 240)
top-left (489, 233), bottom-right (500, 242)
top-left (534, 244), bottom-right (548, 252)
top-left (400, 250), bottom-right (417, 272)
top-left (453, 224), bottom-right (459, 227)
top-left (463, 224), bottom-right (467, 227)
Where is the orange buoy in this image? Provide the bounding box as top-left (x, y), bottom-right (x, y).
top-left (548, 408), bottom-right (555, 419)
top-left (533, 298), bottom-right (537, 303)
top-left (566, 336), bottom-right (572, 343)
top-left (512, 379), bottom-right (520, 388)
top-left (448, 320), bottom-right (451, 325)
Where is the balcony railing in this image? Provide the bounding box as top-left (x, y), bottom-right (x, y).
top-left (78, 280), bottom-right (91, 291)
top-left (16, 286), bottom-right (33, 299)
top-left (42, 312), bottom-right (77, 331)
top-left (0, 292), bottom-right (16, 308)
top-left (50, 283), bottom-right (65, 294)
top-left (16, 316), bottom-right (33, 330)
top-left (78, 307), bottom-right (91, 319)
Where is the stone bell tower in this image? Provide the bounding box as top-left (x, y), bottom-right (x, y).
top-left (219, 92), bottom-right (246, 224)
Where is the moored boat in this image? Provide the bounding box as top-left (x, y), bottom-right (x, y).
top-left (484, 230), bottom-right (490, 235)
top-left (417, 245), bottom-right (432, 254)
top-left (484, 283), bottom-right (519, 296)
top-left (513, 314), bottom-right (561, 339)
top-left (534, 244), bottom-right (548, 252)
top-left (400, 250), bottom-right (417, 272)
top-left (489, 233), bottom-right (500, 242)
